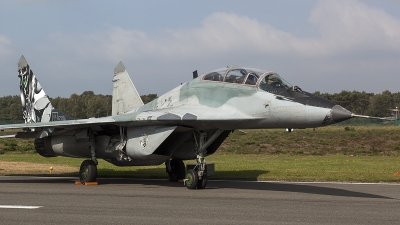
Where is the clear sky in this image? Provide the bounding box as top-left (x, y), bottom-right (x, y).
top-left (1, 0), bottom-right (400, 98)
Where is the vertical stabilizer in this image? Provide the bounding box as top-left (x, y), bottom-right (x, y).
top-left (18, 55), bottom-right (73, 123)
top-left (112, 62), bottom-right (144, 116)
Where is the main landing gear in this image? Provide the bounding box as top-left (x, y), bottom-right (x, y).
top-left (79, 128), bottom-right (98, 183)
top-left (79, 160), bottom-right (97, 183)
top-left (165, 158), bottom-right (186, 182)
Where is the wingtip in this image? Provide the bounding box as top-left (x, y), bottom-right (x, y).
top-left (18, 55), bottom-right (28, 68)
top-left (114, 61), bottom-right (126, 74)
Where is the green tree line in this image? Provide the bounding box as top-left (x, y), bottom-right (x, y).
top-left (313, 90), bottom-right (400, 117)
top-left (0, 91), bottom-right (158, 121)
top-left (0, 90), bottom-right (399, 122)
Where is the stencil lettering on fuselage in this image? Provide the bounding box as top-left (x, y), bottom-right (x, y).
top-left (51, 112), bottom-right (66, 121)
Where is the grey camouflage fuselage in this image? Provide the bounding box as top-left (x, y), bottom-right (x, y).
top-left (1, 58), bottom-right (352, 168)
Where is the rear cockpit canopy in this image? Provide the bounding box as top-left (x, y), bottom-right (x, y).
top-left (201, 67), bottom-right (292, 91)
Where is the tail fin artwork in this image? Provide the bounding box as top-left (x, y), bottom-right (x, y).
top-left (112, 61), bottom-right (144, 116)
top-left (18, 55), bottom-right (73, 123)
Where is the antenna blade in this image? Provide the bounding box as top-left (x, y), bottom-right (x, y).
top-left (193, 70), bottom-right (198, 79)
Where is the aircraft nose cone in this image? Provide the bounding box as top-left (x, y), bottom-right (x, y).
top-left (331, 105), bottom-right (352, 123)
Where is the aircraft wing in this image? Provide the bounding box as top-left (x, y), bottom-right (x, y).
top-left (0, 116), bottom-right (117, 130)
top-left (0, 110), bottom-right (202, 131)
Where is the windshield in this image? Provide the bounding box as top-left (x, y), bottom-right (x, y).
top-left (202, 68), bottom-right (226, 82)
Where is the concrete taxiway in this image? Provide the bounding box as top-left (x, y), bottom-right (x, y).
top-left (0, 176), bottom-right (399, 224)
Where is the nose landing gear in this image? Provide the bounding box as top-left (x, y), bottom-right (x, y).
top-left (184, 130), bottom-right (222, 189)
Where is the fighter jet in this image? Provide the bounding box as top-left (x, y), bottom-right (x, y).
top-left (0, 56), bottom-right (356, 189)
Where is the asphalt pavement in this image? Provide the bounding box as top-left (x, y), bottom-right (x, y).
top-left (0, 176), bottom-right (399, 224)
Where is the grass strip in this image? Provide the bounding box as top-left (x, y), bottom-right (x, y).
top-left (1, 153), bottom-right (400, 183)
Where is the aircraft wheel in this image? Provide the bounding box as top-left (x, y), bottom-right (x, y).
top-left (185, 169), bottom-right (198, 189)
top-left (166, 159), bottom-right (185, 182)
top-left (196, 175), bottom-right (208, 189)
top-left (79, 160), bottom-right (97, 183)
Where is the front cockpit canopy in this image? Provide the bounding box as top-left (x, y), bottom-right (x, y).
top-left (202, 67), bottom-right (292, 91)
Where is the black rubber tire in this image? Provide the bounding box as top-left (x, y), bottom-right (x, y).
top-left (79, 160), bottom-right (97, 183)
top-left (185, 169), bottom-right (198, 189)
top-left (197, 175), bottom-right (208, 189)
top-left (166, 159), bottom-right (185, 182)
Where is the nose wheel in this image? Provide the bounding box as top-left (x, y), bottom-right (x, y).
top-left (185, 168), bottom-right (208, 189)
top-left (197, 174), bottom-right (208, 189)
top-left (185, 169), bottom-right (198, 189)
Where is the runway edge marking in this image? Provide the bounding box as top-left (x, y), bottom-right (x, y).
top-left (0, 205), bottom-right (43, 209)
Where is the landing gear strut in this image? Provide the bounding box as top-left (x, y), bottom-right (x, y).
top-left (185, 130), bottom-right (223, 189)
top-left (79, 128), bottom-right (98, 183)
top-left (165, 158), bottom-right (186, 182)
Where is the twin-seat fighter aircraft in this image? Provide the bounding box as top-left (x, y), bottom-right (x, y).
top-left (0, 56), bottom-right (357, 189)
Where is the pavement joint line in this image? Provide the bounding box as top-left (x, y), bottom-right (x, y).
top-left (212, 180), bottom-right (400, 185)
top-left (0, 205), bottom-right (42, 209)
top-left (1, 176), bottom-right (399, 186)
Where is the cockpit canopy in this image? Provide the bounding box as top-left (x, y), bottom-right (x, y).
top-left (202, 67), bottom-right (292, 91)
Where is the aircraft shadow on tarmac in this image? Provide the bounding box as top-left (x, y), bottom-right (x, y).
top-left (0, 169), bottom-right (393, 200)
top-left (209, 181), bottom-right (393, 200)
top-left (0, 167), bottom-right (265, 180)
top-left (0, 167), bottom-right (267, 182)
